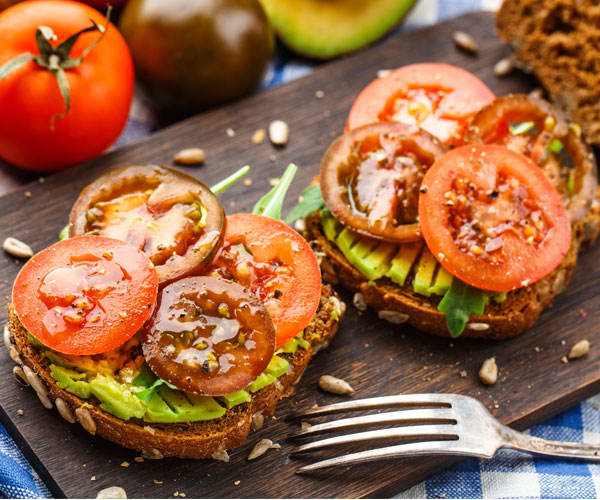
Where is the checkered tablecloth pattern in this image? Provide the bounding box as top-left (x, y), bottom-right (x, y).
top-left (2, 0), bottom-right (600, 498)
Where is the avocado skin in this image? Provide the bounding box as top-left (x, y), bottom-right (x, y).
top-left (119, 0), bottom-right (274, 114)
top-left (259, 0), bottom-right (416, 59)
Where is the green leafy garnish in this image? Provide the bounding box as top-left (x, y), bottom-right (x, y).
top-left (547, 139), bottom-right (564, 154)
top-left (133, 363), bottom-right (174, 403)
top-left (438, 278), bottom-right (486, 338)
top-left (567, 170), bottom-right (575, 196)
top-left (252, 163), bottom-right (298, 219)
top-left (58, 224), bottom-right (69, 240)
top-left (285, 184), bottom-right (326, 224)
top-left (210, 165), bottom-right (250, 194)
top-left (509, 121), bottom-right (535, 135)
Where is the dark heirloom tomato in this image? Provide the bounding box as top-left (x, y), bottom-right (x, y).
top-left (208, 214), bottom-right (322, 345)
top-left (346, 63), bottom-right (495, 147)
top-left (321, 122), bottom-right (447, 243)
top-left (12, 236), bottom-right (158, 355)
top-left (465, 94), bottom-right (598, 223)
top-left (69, 165), bottom-right (225, 287)
top-left (419, 145), bottom-right (571, 292)
top-left (142, 277), bottom-right (275, 396)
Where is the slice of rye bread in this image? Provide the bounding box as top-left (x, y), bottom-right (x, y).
top-left (304, 189), bottom-right (600, 340)
top-left (496, 0), bottom-right (600, 144)
top-left (7, 285), bottom-right (344, 460)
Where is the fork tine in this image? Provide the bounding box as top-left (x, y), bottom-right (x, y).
top-left (288, 408), bottom-right (456, 439)
top-left (295, 440), bottom-right (490, 474)
top-left (291, 424), bottom-right (459, 454)
top-left (286, 394), bottom-right (452, 421)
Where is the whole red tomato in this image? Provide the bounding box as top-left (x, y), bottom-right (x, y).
top-left (0, 1), bottom-right (134, 172)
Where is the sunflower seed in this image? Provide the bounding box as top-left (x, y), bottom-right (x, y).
top-left (268, 120), bottom-right (289, 146)
top-left (9, 346), bottom-right (22, 365)
top-left (378, 310), bottom-right (409, 324)
top-left (569, 339), bottom-right (590, 359)
top-left (142, 448), bottom-right (163, 460)
top-left (251, 412), bottom-right (264, 431)
top-left (353, 292), bottom-right (368, 312)
top-left (479, 357), bottom-right (498, 385)
top-left (467, 322), bottom-right (490, 331)
top-left (76, 407), bottom-right (96, 435)
top-left (4, 324), bottom-right (12, 350)
top-left (96, 486), bottom-right (127, 499)
top-left (3, 237), bottom-right (33, 259)
top-left (453, 31), bottom-right (478, 54)
top-left (23, 366), bottom-right (47, 395)
top-left (172, 148), bottom-right (206, 166)
top-left (37, 391), bottom-right (53, 410)
top-left (319, 375), bottom-right (355, 395)
top-left (55, 397), bottom-right (75, 423)
top-left (251, 129), bottom-right (266, 144)
top-left (247, 438), bottom-right (280, 460)
top-left (13, 366), bottom-right (28, 386)
top-left (494, 56), bottom-right (514, 77)
top-left (377, 69), bottom-right (391, 78)
top-left (211, 448), bottom-right (229, 462)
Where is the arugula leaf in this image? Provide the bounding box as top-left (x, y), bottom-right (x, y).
top-left (509, 121), bottom-right (535, 135)
top-left (438, 278), bottom-right (486, 338)
top-left (547, 138), bottom-right (564, 154)
top-left (210, 165), bottom-right (250, 195)
top-left (284, 184), bottom-right (326, 224)
top-left (133, 363), bottom-right (175, 402)
top-left (252, 163), bottom-right (297, 219)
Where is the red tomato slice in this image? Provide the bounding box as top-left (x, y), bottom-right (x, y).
top-left (418, 145), bottom-right (571, 291)
top-left (208, 214), bottom-right (322, 345)
top-left (12, 236), bottom-right (158, 355)
top-left (346, 63), bottom-right (495, 147)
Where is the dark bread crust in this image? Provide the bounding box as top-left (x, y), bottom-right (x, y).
top-left (496, 0), bottom-right (600, 144)
top-left (8, 285), bottom-right (342, 459)
top-left (305, 190), bottom-right (600, 339)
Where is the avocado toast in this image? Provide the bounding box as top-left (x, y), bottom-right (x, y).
top-left (7, 164), bottom-right (345, 459)
top-left (288, 65), bottom-right (599, 340)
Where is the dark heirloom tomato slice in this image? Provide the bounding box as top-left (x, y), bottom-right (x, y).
top-left (208, 214), bottom-right (322, 345)
top-left (321, 122), bottom-right (447, 243)
top-left (346, 63), bottom-right (495, 147)
top-left (12, 236), bottom-right (158, 355)
top-left (142, 277), bottom-right (275, 396)
top-left (465, 94), bottom-right (598, 223)
top-left (69, 165), bottom-right (225, 287)
top-left (419, 145), bottom-right (571, 292)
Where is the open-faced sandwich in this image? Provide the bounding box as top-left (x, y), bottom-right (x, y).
top-left (7, 164), bottom-right (345, 459)
top-left (288, 63), bottom-right (600, 339)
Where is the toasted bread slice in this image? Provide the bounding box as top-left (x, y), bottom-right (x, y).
top-left (304, 189), bottom-right (600, 340)
top-left (7, 285), bottom-right (343, 460)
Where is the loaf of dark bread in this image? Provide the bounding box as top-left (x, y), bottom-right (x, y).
top-left (7, 285), bottom-right (343, 459)
top-left (496, 0), bottom-right (600, 144)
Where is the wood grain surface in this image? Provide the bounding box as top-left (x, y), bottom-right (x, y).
top-left (0, 11), bottom-right (598, 499)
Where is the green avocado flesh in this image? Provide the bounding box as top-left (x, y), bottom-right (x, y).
top-left (44, 330), bottom-right (309, 424)
top-left (258, 0), bottom-right (416, 59)
top-left (321, 213), bottom-right (507, 303)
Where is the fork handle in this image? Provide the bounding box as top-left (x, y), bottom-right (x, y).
top-left (499, 425), bottom-right (600, 461)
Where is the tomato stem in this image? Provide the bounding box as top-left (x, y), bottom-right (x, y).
top-left (0, 7), bottom-right (112, 128)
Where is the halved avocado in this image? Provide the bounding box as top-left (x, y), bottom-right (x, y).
top-left (258, 0), bottom-right (416, 59)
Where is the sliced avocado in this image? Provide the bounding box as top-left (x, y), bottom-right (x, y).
top-left (386, 241), bottom-right (423, 285)
top-left (322, 213), bottom-right (342, 242)
top-left (158, 387), bottom-right (225, 422)
top-left (493, 291), bottom-right (508, 303)
top-left (258, 0), bottom-right (416, 59)
top-left (296, 335), bottom-right (310, 350)
top-left (277, 337), bottom-right (299, 354)
top-left (336, 228), bottom-right (380, 279)
top-left (50, 364), bottom-right (91, 399)
top-left (360, 241), bottom-right (397, 280)
top-left (265, 355), bottom-right (290, 378)
top-left (248, 372), bottom-right (275, 393)
top-left (89, 375), bottom-right (146, 421)
top-left (218, 390), bottom-right (251, 409)
top-left (413, 249), bottom-right (437, 296)
top-left (428, 266), bottom-right (454, 296)
top-left (143, 392), bottom-right (178, 422)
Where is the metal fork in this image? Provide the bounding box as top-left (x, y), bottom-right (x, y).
top-left (287, 393), bottom-right (600, 473)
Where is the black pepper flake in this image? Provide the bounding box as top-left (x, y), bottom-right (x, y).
top-left (419, 186), bottom-right (428, 194)
top-left (488, 190), bottom-right (499, 199)
top-left (273, 289), bottom-right (282, 299)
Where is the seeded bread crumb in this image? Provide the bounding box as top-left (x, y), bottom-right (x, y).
top-left (8, 285), bottom-right (341, 459)
top-left (497, 0), bottom-right (600, 144)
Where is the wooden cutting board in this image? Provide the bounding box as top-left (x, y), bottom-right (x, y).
top-left (0, 11), bottom-right (598, 498)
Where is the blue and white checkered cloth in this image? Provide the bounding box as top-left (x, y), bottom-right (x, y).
top-left (2, 0), bottom-right (600, 497)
